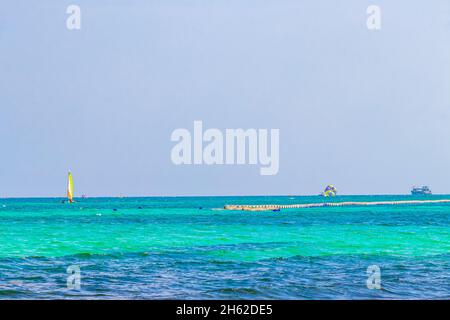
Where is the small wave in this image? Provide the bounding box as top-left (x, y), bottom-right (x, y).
top-left (72, 252), bottom-right (127, 259)
top-left (0, 289), bottom-right (27, 296)
top-left (215, 287), bottom-right (260, 295)
top-left (206, 259), bottom-right (234, 265)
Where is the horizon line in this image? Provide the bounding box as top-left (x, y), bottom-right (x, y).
top-left (1, 193), bottom-right (448, 200)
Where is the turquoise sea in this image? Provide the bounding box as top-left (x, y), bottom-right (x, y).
top-left (0, 195), bottom-right (449, 299)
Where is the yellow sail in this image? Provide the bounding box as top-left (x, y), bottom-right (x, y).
top-left (67, 172), bottom-right (74, 203)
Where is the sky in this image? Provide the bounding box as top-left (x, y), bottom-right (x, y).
top-left (1, 0), bottom-right (450, 197)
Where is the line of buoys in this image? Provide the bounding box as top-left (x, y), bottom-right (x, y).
top-left (224, 199), bottom-right (450, 211)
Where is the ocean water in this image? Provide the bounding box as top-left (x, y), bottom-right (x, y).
top-left (0, 195), bottom-right (449, 299)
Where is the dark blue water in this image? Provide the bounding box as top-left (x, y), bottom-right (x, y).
top-left (1, 253), bottom-right (449, 299)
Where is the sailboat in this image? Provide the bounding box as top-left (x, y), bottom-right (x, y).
top-left (67, 172), bottom-right (74, 203)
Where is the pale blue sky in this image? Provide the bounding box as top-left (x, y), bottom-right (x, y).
top-left (1, 1), bottom-right (450, 197)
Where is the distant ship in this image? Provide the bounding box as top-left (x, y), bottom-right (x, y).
top-left (411, 186), bottom-right (432, 195)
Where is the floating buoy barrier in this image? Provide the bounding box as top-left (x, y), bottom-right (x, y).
top-left (224, 199), bottom-right (450, 212)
